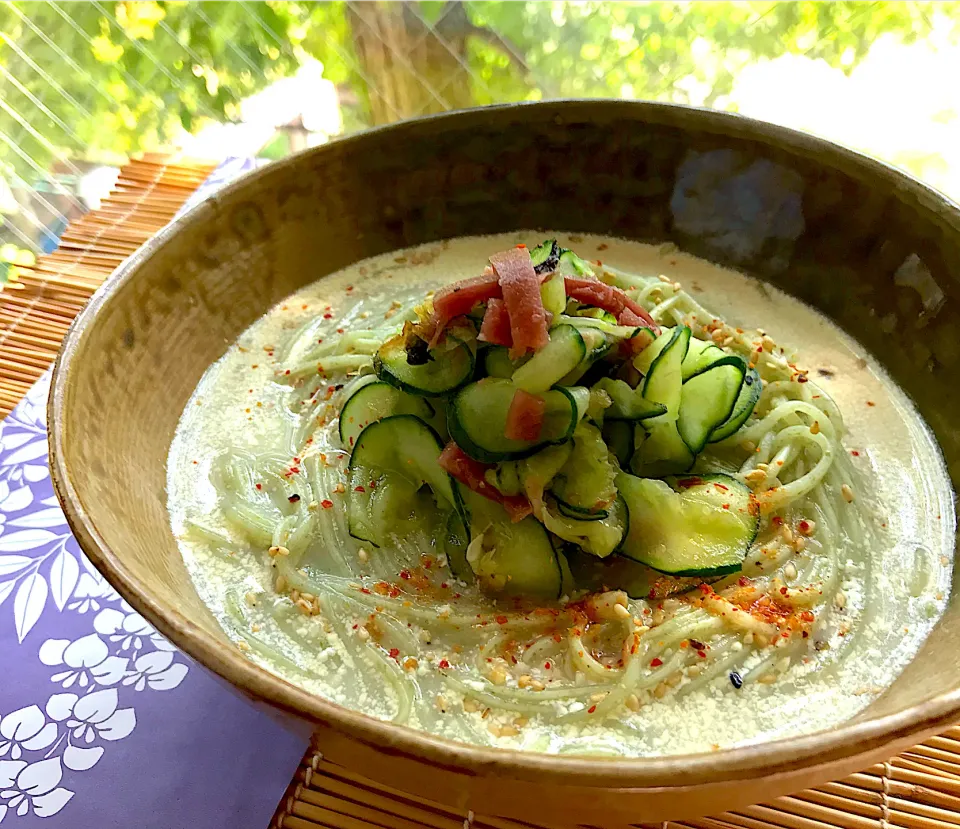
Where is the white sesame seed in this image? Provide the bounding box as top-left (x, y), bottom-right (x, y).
top-left (842, 484), bottom-right (855, 503)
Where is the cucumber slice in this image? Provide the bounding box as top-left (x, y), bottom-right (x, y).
top-left (602, 420), bottom-right (634, 467)
top-left (709, 367), bottom-right (762, 443)
top-left (561, 314), bottom-right (648, 342)
top-left (541, 494), bottom-right (627, 558)
top-left (374, 333), bottom-right (474, 397)
top-left (448, 378), bottom-right (579, 462)
top-left (512, 325), bottom-right (586, 393)
top-left (461, 489), bottom-right (562, 599)
top-left (557, 249), bottom-right (595, 277)
top-left (641, 326), bottom-right (691, 422)
top-left (630, 421), bottom-right (695, 478)
top-left (540, 272), bottom-right (567, 321)
top-left (339, 380), bottom-right (434, 450)
top-left (593, 377), bottom-right (667, 422)
top-left (549, 421), bottom-right (617, 513)
top-left (347, 466), bottom-right (380, 546)
top-left (483, 346), bottom-right (529, 379)
top-left (566, 548), bottom-right (714, 600)
top-left (349, 415), bottom-right (459, 509)
top-left (530, 239), bottom-right (561, 275)
top-left (443, 510), bottom-right (473, 583)
top-left (682, 337), bottom-right (726, 380)
top-left (559, 328), bottom-right (610, 385)
top-left (557, 498), bottom-right (608, 521)
top-left (617, 471), bottom-right (758, 576)
top-left (633, 326), bottom-right (686, 375)
top-left (677, 356), bottom-right (747, 453)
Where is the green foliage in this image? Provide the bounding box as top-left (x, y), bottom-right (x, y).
top-left (3, 0), bottom-right (960, 190)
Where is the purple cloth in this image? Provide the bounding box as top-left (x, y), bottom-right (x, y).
top-left (0, 159), bottom-right (309, 828)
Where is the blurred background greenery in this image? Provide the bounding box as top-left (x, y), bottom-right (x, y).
top-left (2, 1), bottom-right (960, 275)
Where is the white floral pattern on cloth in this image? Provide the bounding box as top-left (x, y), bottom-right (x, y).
top-left (0, 375), bottom-right (189, 824)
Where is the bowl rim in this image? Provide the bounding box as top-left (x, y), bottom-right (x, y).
top-left (48, 99), bottom-right (960, 787)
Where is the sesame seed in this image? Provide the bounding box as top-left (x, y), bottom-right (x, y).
top-left (810, 420), bottom-right (820, 435)
top-left (841, 484), bottom-right (855, 503)
top-left (613, 603), bottom-right (631, 619)
top-left (625, 694), bottom-right (641, 711)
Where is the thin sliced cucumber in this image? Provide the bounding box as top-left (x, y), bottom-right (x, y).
top-left (559, 328), bottom-right (610, 385)
top-left (374, 333), bottom-right (474, 397)
top-left (682, 337), bottom-right (726, 380)
top-left (641, 326), bottom-right (691, 422)
top-left (338, 380), bottom-right (434, 450)
top-left (549, 421), bottom-right (616, 513)
top-left (483, 346), bottom-right (529, 379)
top-left (512, 325), bottom-right (586, 393)
top-left (443, 510), bottom-right (473, 583)
top-left (347, 466), bottom-right (379, 546)
top-left (448, 379), bottom-right (580, 462)
top-left (602, 420), bottom-right (634, 467)
top-left (630, 421), bottom-right (695, 478)
top-left (540, 272), bottom-right (567, 320)
top-left (348, 415), bottom-right (459, 509)
top-left (530, 239), bottom-right (561, 275)
top-left (541, 494), bottom-right (626, 558)
top-left (486, 462), bottom-right (523, 497)
top-left (566, 548), bottom-right (714, 600)
top-left (617, 471), bottom-right (758, 576)
top-left (677, 356), bottom-right (746, 453)
top-left (557, 248), bottom-right (595, 277)
top-left (557, 498), bottom-right (608, 521)
top-left (593, 377), bottom-right (667, 422)
top-left (633, 326), bottom-right (687, 375)
top-left (461, 489), bottom-right (562, 599)
top-left (561, 314), bottom-right (646, 341)
top-left (709, 367), bottom-right (762, 443)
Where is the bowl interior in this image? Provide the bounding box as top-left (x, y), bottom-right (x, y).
top-left (51, 101), bottom-right (960, 781)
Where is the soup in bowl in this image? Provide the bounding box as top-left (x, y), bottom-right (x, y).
top-left (49, 102), bottom-right (960, 825)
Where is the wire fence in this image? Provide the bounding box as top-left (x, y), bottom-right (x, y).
top-left (2, 1), bottom-right (960, 273)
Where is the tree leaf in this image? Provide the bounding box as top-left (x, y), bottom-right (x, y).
top-left (14, 573), bottom-right (47, 642)
top-left (50, 549), bottom-right (80, 611)
top-left (0, 529), bottom-right (57, 552)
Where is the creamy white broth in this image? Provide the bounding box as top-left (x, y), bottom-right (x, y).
top-left (168, 232), bottom-right (954, 756)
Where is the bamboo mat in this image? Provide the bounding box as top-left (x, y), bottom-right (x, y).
top-left (4, 152), bottom-right (960, 829)
top-left (0, 152), bottom-right (218, 417)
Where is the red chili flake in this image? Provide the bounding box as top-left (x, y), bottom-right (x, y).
top-left (388, 648), bottom-right (400, 659)
top-left (399, 570), bottom-right (411, 580)
top-left (323, 313), bottom-right (333, 320)
top-left (438, 659), bottom-right (450, 669)
top-left (772, 516), bottom-right (784, 526)
top-left (797, 375), bottom-right (809, 383)
top-left (453, 593), bottom-right (462, 599)
top-left (866, 400), bottom-right (875, 407)
top-left (780, 586), bottom-right (789, 595)
top-left (354, 485), bottom-right (366, 493)
top-left (798, 520), bottom-right (811, 533)
top-left (317, 338), bottom-right (324, 344)
top-left (851, 450), bottom-right (860, 457)
top-left (288, 494), bottom-right (301, 503)
top-left (440, 582), bottom-right (449, 589)
top-left (192, 460), bottom-right (198, 465)
top-left (544, 661), bottom-right (552, 670)
top-left (284, 369), bottom-right (291, 375)
top-left (255, 483), bottom-right (262, 490)
top-left (495, 615), bottom-right (508, 625)
top-left (346, 285), bottom-right (354, 292)
top-left (389, 587), bottom-right (401, 598)
top-left (514, 243), bottom-right (527, 249)
top-left (360, 588), bottom-right (371, 595)
top-left (698, 650), bottom-right (707, 658)
top-left (650, 658), bottom-right (663, 668)
top-left (251, 364), bottom-right (259, 369)
top-left (352, 623), bottom-right (358, 629)
top-left (587, 705), bottom-right (597, 714)
top-left (801, 610), bottom-right (815, 623)
top-left (320, 499), bottom-right (334, 509)
top-left (337, 328), bottom-right (344, 334)
top-left (738, 576), bottom-right (751, 587)
top-left (722, 503), bottom-right (730, 510)
top-left (713, 483), bottom-right (729, 492)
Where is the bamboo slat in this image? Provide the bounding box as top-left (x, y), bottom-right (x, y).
top-left (4, 152), bottom-right (960, 829)
top-left (0, 153), bottom-right (217, 415)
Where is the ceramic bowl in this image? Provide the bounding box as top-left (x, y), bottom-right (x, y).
top-left (49, 101), bottom-right (960, 825)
